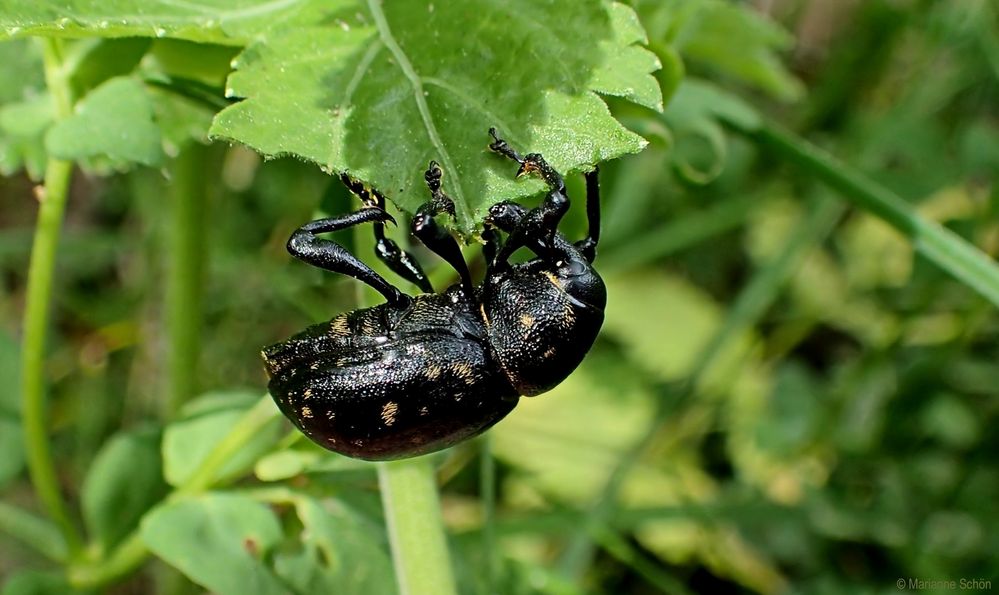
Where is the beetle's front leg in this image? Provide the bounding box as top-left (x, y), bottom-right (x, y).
top-left (488, 129), bottom-right (569, 268)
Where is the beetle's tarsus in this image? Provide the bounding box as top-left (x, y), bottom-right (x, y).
top-left (489, 128), bottom-right (524, 164)
top-left (338, 172), bottom-right (434, 294)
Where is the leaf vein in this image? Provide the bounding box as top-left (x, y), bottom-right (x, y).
top-left (367, 0), bottom-right (470, 228)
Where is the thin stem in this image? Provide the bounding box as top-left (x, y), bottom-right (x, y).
top-left (20, 37), bottom-right (82, 556)
top-left (378, 458), bottom-right (458, 595)
top-left (165, 143), bottom-right (208, 417)
top-left (741, 123), bottom-right (999, 308)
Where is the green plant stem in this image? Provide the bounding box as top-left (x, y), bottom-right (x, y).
top-left (68, 395), bottom-right (278, 589)
top-left (0, 500), bottom-right (69, 562)
top-left (165, 143), bottom-right (208, 417)
top-left (20, 37), bottom-right (82, 557)
top-left (378, 457), bottom-right (458, 595)
top-left (739, 122), bottom-right (999, 308)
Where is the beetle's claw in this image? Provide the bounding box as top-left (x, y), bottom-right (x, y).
top-left (365, 206), bottom-right (396, 226)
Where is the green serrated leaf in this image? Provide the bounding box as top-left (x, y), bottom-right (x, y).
top-left (0, 0), bottom-right (296, 44)
top-left (45, 76), bottom-right (164, 166)
top-left (162, 391), bottom-right (282, 487)
top-left (141, 493), bottom-right (286, 595)
top-left (81, 426), bottom-right (168, 553)
top-left (211, 0), bottom-right (656, 232)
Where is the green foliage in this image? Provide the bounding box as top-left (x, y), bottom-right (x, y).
top-left (2, 1), bottom-right (997, 594)
top-left (141, 493), bottom-right (287, 594)
top-left (45, 76), bottom-right (164, 167)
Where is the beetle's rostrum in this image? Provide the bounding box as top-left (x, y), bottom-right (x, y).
top-left (262, 129), bottom-right (606, 460)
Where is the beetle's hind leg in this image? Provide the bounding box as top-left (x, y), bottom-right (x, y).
top-left (412, 161), bottom-right (475, 295)
top-left (339, 174), bottom-right (434, 294)
top-left (574, 167), bottom-right (600, 263)
top-left (287, 208), bottom-right (410, 308)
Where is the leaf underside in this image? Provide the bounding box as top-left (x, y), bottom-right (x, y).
top-left (0, 0), bottom-right (660, 233)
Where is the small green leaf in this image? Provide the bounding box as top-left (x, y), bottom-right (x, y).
top-left (141, 493), bottom-right (286, 595)
top-left (211, 0), bottom-right (656, 232)
top-left (81, 426), bottom-right (168, 553)
top-left (272, 496), bottom-right (395, 595)
top-left (162, 391), bottom-right (283, 487)
top-left (254, 441), bottom-right (369, 482)
top-left (0, 39), bottom-right (48, 178)
top-left (45, 76), bottom-right (164, 166)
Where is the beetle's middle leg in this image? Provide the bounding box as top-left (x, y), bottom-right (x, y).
top-left (339, 174), bottom-right (434, 294)
top-left (412, 161), bottom-right (476, 295)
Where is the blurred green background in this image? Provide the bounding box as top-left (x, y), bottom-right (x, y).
top-left (1, 0), bottom-right (997, 593)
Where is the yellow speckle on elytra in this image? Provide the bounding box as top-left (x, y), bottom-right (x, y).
top-left (381, 401), bottom-right (399, 426)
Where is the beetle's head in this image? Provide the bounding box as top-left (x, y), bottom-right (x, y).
top-left (485, 201), bottom-right (527, 232)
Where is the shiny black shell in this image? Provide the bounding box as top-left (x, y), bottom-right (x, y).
top-left (263, 257), bottom-right (605, 460)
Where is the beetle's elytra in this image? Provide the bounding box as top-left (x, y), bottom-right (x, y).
top-left (263, 129), bottom-right (606, 460)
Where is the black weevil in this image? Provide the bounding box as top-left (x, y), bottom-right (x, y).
top-left (262, 129), bottom-right (606, 460)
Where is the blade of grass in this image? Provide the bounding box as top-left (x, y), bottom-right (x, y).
top-left (736, 122), bottom-right (999, 308)
top-left (601, 194), bottom-right (756, 271)
top-left (20, 37), bottom-right (83, 557)
top-left (479, 434), bottom-right (497, 595)
top-left (557, 194), bottom-right (843, 580)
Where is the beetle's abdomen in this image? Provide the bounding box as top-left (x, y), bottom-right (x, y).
top-left (263, 316), bottom-right (518, 460)
top-left (485, 265), bottom-right (605, 396)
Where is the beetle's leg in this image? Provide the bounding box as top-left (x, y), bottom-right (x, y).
top-left (415, 161), bottom-right (475, 295)
top-left (287, 209), bottom-right (410, 308)
top-left (488, 129), bottom-right (569, 268)
top-left (339, 174), bottom-right (434, 294)
top-left (573, 167), bottom-right (600, 263)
